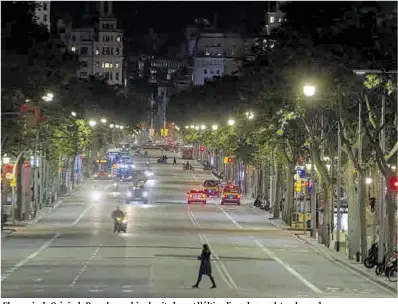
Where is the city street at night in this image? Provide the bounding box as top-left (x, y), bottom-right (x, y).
top-left (1, 154), bottom-right (395, 298)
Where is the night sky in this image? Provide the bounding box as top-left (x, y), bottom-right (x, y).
top-left (52, 1), bottom-right (268, 37)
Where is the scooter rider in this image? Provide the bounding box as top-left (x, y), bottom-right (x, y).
top-left (111, 207), bottom-right (125, 233)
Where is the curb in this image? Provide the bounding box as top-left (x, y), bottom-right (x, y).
top-left (294, 234), bottom-right (397, 294)
top-left (2, 183), bottom-right (85, 238)
top-left (1, 229), bottom-right (16, 239)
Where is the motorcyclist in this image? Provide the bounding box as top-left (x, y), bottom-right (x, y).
top-left (144, 151), bottom-right (148, 158)
top-left (111, 207), bottom-right (125, 233)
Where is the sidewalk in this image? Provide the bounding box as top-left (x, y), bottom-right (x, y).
top-left (249, 204), bottom-right (397, 293)
top-left (1, 182), bottom-right (85, 239)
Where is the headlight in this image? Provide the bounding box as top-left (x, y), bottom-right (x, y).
top-left (128, 176), bottom-right (132, 179)
top-left (147, 172), bottom-right (154, 177)
top-left (131, 165), bottom-right (135, 168)
top-left (122, 219), bottom-right (127, 224)
top-left (127, 192), bottom-right (132, 197)
top-left (92, 192), bottom-right (101, 199)
top-left (108, 174), bottom-right (112, 177)
top-left (113, 183), bottom-right (117, 187)
top-left (142, 192), bottom-right (148, 197)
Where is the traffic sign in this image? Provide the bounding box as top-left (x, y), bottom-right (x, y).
top-left (5, 173), bottom-right (14, 180)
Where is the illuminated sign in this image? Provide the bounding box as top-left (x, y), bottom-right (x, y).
top-left (96, 159), bottom-right (107, 163)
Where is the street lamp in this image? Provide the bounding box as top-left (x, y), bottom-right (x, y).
top-left (212, 124), bottom-right (218, 131)
top-left (185, 126), bottom-right (189, 129)
top-left (109, 124), bottom-right (115, 128)
top-left (42, 92), bottom-right (54, 102)
top-left (246, 111), bottom-right (255, 120)
top-left (190, 125), bottom-right (195, 129)
top-left (228, 119), bottom-right (235, 126)
top-left (303, 85), bottom-right (316, 97)
top-left (366, 177), bottom-right (373, 185)
top-left (115, 125), bottom-right (120, 129)
top-left (200, 125), bottom-right (206, 130)
top-left (71, 111), bottom-right (77, 117)
top-left (101, 118), bottom-right (107, 124)
top-left (195, 126), bottom-right (199, 130)
top-left (88, 120), bottom-right (97, 127)
top-left (120, 126), bottom-right (124, 130)
top-left (2, 156), bottom-right (10, 164)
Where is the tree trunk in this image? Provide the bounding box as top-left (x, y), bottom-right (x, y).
top-left (70, 155), bottom-right (76, 191)
top-left (386, 191), bottom-right (397, 258)
top-left (323, 182), bottom-right (334, 248)
top-left (285, 164), bottom-right (295, 226)
top-left (344, 158), bottom-right (360, 260)
top-left (358, 172), bottom-right (367, 262)
top-left (273, 161), bottom-right (282, 219)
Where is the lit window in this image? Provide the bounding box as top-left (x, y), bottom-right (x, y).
top-left (116, 36), bottom-right (121, 42)
top-left (205, 50), bottom-right (210, 56)
top-left (279, 18), bottom-right (282, 22)
top-left (110, 63), bottom-right (113, 68)
top-left (115, 63), bottom-right (119, 68)
top-left (105, 63), bottom-right (110, 68)
top-left (95, 49), bottom-right (99, 55)
top-left (101, 62), bottom-right (105, 68)
top-left (270, 16), bottom-right (275, 23)
top-left (71, 46), bottom-right (76, 52)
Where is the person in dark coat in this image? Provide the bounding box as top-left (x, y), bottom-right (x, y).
top-left (192, 244), bottom-right (216, 288)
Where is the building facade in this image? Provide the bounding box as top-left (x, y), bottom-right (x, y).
top-left (68, 1), bottom-right (124, 86)
top-left (34, 1), bottom-right (51, 32)
top-left (264, 1), bottom-right (285, 35)
top-left (192, 32), bottom-right (246, 86)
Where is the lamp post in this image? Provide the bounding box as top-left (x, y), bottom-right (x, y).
top-left (212, 125), bottom-right (218, 131)
top-left (227, 119), bottom-right (235, 126)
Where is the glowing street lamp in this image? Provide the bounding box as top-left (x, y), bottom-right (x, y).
top-left (115, 125), bottom-right (120, 129)
top-left (212, 124), bottom-right (218, 131)
top-left (101, 118), bottom-right (107, 124)
top-left (227, 119), bottom-right (235, 126)
top-left (88, 120), bottom-right (97, 127)
top-left (109, 124), bottom-right (115, 128)
top-left (185, 126), bottom-right (189, 129)
top-left (366, 177), bottom-right (373, 185)
top-left (42, 92), bottom-right (54, 102)
top-left (200, 125), bottom-right (206, 130)
top-left (190, 125), bottom-right (195, 129)
top-left (303, 85), bottom-right (316, 97)
top-left (195, 126), bottom-right (199, 130)
top-left (120, 126), bottom-right (124, 130)
top-left (71, 111), bottom-right (77, 117)
top-left (246, 111), bottom-right (255, 120)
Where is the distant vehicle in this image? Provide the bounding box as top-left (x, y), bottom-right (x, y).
top-left (181, 145), bottom-right (193, 159)
top-left (187, 189), bottom-right (207, 205)
top-left (221, 185), bottom-right (241, 205)
top-left (92, 158), bottom-right (112, 180)
top-left (126, 186), bottom-right (148, 204)
top-left (203, 180), bottom-right (220, 197)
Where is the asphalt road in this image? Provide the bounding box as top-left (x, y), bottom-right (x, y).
top-left (1, 153), bottom-right (396, 298)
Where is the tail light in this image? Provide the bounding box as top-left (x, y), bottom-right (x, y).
top-left (223, 194), bottom-right (227, 198)
top-left (189, 194), bottom-right (193, 198)
top-left (237, 195), bottom-right (240, 199)
top-left (201, 194), bottom-right (206, 198)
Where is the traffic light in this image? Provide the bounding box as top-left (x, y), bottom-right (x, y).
top-left (21, 104), bottom-right (28, 113)
top-left (388, 175), bottom-right (398, 193)
top-left (200, 147), bottom-right (204, 152)
top-left (227, 157), bottom-right (233, 163)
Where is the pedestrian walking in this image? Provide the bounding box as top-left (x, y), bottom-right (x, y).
top-left (192, 244), bottom-right (216, 289)
top-left (173, 158), bottom-right (177, 165)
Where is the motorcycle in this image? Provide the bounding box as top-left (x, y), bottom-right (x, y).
top-left (183, 164), bottom-right (194, 171)
top-left (157, 158), bottom-right (167, 164)
top-left (115, 215), bottom-right (127, 233)
top-left (126, 188), bottom-right (148, 204)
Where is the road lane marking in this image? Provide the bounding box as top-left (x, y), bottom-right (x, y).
top-left (187, 208), bottom-right (237, 289)
top-left (255, 240), bottom-right (323, 294)
top-left (218, 207), bottom-right (242, 229)
top-left (70, 204), bottom-right (93, 227)
top-left (70, 243), bottom-right (102, 287)
top-left (1, 233), bottom-right (61, 282)
top-left (219, 207), bottom-right (323, 294)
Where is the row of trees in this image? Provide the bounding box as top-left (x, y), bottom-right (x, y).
top-left (169, 2), bottom-right (397, 260)
top-left (1, 2), bottom-right (145, 220)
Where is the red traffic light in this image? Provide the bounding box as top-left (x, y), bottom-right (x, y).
top-left (388, 175), bottom-right (398, 192)
top-left (200, 147), bottom-right (204, 152)
top-left (227, 157), bottom-right (233, 163)
top-left (21, 105), bottom-right (28, 113)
